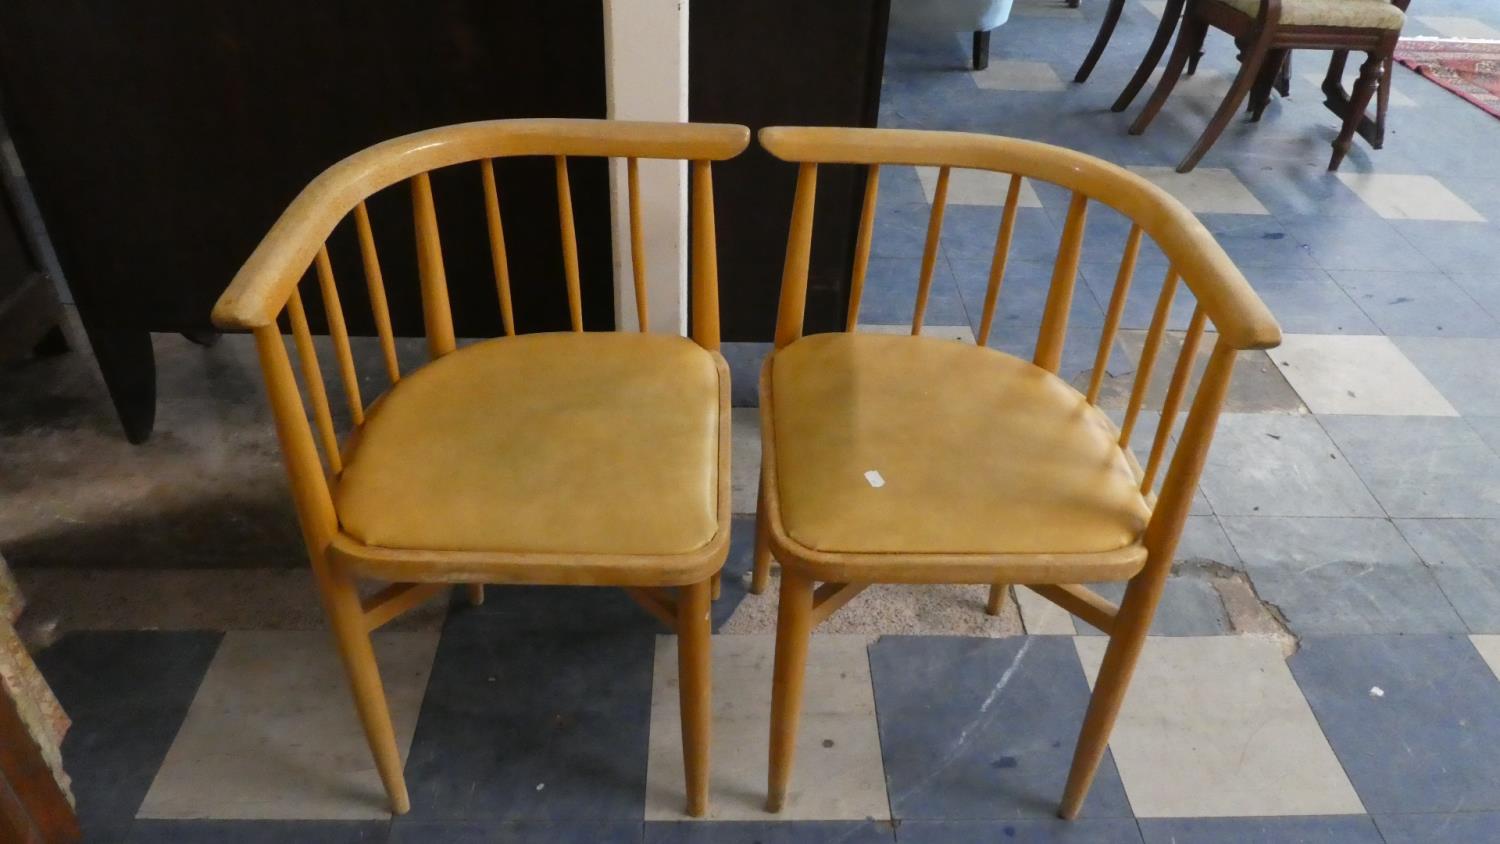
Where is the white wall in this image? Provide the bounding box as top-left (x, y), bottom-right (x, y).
top-left (602, 0), bottom-right (689, 334)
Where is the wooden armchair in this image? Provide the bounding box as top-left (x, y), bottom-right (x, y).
top-left (212, 118), bottom-right (749, 817)
top-left (751, 126), bottom-right (1280, 817)
top-left (1128, 0), bottom-right (1410, 171)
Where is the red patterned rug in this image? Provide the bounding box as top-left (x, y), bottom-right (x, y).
top-left (1395, 37), bottom-right (1500, 119)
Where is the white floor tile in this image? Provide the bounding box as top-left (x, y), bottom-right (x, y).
top-left (1335, 173), bottom-right (1486, 222)
top-left (1417, 16), bottom-right (1500, 40)
top-left (137, 630), bottom-right (439, 820)
top-left (1271, 334), bottom-right (1458, 416)
top-left (1127, 166), bottom-right (1270, 215)
top-left (732, 408), bottom-right (761, 515)
top-left (1075, 636), bottom-right (1366, 818)
top-left (1473, 635), bottom-right (1500, 683)
top-left (916, 165), bottom-right (1044, 207)
top-left (1015, 586), bottom-right (1077, 634)
top-left (1141, 0), bottom-right (1167, 19)
top-left (974, 60), bottom-right (1069, 93)
top-left (1299, 71), bottom-right (1416, 108)
top-left (644, 634), bottom-right (891, 820)
top-left (858, 323), bottom-right (978, 343)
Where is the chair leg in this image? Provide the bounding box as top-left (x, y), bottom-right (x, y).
top-left (751, 473), bottom-right (773, 595)
top-left (1130, 15), bottom-right (1204, 135)
top-left (766, 568), bottom-right (815, 812)
top-left (1111, 0), bottom-right (1187, 111)
top-left (1176, 36), bottom-right (1273, 172)
top-left (1248, 49), bottom-right (1286, 121)
top-left (1186, 19), bottom-right (1208, 76)
top-left (985, 584), bottom-right (1007, 616)
top-left (972, 29), bottom-right (991, 71)
top-left (322, 572), bottom-right (411, 815)
top-left (1075, 0), bottom-right (1128, 83)
top-left (1330, 51), bottom-right (1383, 171)
top-left (1373, 56), bottom-right (1393, 149)
top-left (1057, 565), bottom-right (1167, 819)
top-left (1275, 51), bottom-right (1292, 97)
top-left (677, 578), bottom-right (713, 817)
top-left (464, 583), bottom-right (485, 606)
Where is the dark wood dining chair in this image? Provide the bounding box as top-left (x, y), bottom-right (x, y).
top-left (1128, 0), bottom-right (1408, 172)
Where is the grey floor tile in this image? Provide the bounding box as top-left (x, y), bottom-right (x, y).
top-left (1198, 415), bottom-right (1382, 518)
top-left (127, 820), bottom-right (388, 843)
top-left (897, 818), bottom-right (1144, 843)
top-left (1066, 205), bottom-right (1169, 269)
top-left (1330, 270), bottom-right (1500, 338)
top-left (870, 636), bottom-right (1132, 820)
top-left (1473, 416), bottom-right (1500, 455)
top-left (857, 257), bottom-right (971, 326)
top-left (645, 821), bottom-right (896, 843)
top-left (390, 821), bottom-right (643, 843)
top-left (1374, 812), bottom-right (1500, 844)
top-left (1279, 216), bottom-right (1438, 273)
top-left (1395, 518), bottom-right (1500, 632)
top-left (944, 206), bottom-right (1065, 265)
top-left (1076, 576), bottom-right (1229, 636)
top-left (1080, 261), bottom-right (1196, 332)
top-left (950, 258), bottom-right (1105, 332)
top-left (1395, 337), bottom-right (1500, 416)
top-left (1321, 415), bottom-right (1500, 518)
top-left (1224, 516), bottom-right (1465, 635)
top-left (36, 631), bottom-right (222, 838)
top-left (1199, 213), bottom-right (1318, 269)
top-left (1238, 267), bottom-right (1379, 335)
top-left (1137, 816), bottom-right (1382, 844)
top-left (1289, 635), bottom-right (1500, 813)
top-left (401, 614), bottom-right (655, 821)
top-left (1392, 220), bottom-right (1500, 276)
top-left (720, 342), bottom-right (770, 408)
top-left (1177, 514), bottom-right (1241, 566)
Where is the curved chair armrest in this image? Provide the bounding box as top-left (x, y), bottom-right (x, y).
top-left (213, 118), bottom-right (750, 330)
top-left (759, 126), bottom-right (1281, 350)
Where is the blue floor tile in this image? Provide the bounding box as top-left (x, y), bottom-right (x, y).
top-left (1289, 635), bottom-right (1500, 813)
top-left (1392, 220), bottom-right (1500, 276)
top-left (1394, 337), bottom-right (1500, 417)
top-left (1239, 267), bottom-right (1379, 335)
top-left (401, 614), bottom-right (655, 821)
top-left (1330, 270), bottom-right (1500, 338)
top-left (1077, 576), bottom-right (1230, 636)
top-left (1199, 214), bottom-right (1318, 269)
top-left (127, 820), bottom-right (388, 843)
top-left (1278, 216), bottom-right (1438, 273)
top-left (1080, 262), bottom-right (1196, 332)
top-left (950, 258), bottom-right (1106, 333)
top-left (37, 631), bottom-right (222, 838)
top-left (1321, 416), bottom-right (1500, 519)
top-left (944, 206), bottom-right (1065, 265)
top-left (645, 821), bottom-right (896, 843)
top-left (857, 256), bottom-right (971, 326)
top-left (875, 203), bottom-right (940, 259)
top-left (1395, 518), bottom-right (1500, 633)
top-left (1136, 816), bottom-right (1383, 843)
top-left (1374, 812), bottom-right (1500, 844)
top-left (897, 818), bottom-right (1144, 843)
top-left (391, 820), bottom-right (643, 843)
top-left (870, 636), bottom-right (1132, 820)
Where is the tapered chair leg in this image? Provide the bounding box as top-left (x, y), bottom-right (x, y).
top-left (1075, 0), bottom-right (1128, 83)
top-left (751, 474), bottom-right (773, 595)
top-left (1057, 565), bottom-right (1166, 819)
top-left (1248, 50), bottom-right (1287, 121)
top-left (322, 573), bottom-right (411, 815)
top-left (985, 584), bottom-right (1007, 616)
top-left (677, 578), bottom-right (713, 817)
top-left (1373, 56), bottom-right (1393, 149)
top-left (766, 568), bottom-right (815, 812)
top-left (464, 583), bottom-right (485, 606)
top-left (1176, 38), bottom-right (1273, 172)
top-left (1111, 0), bottom-right (1187, 111)
top-left (1330, 51), bottom-right (1383, 171)
top-left (972, 29), bottom-right (992, 71)
top-left (1131, 16), bottom-right (1204, 135)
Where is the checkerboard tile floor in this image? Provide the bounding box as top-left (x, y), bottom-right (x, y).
top-left (13, 1), bottom-right (1500, 841)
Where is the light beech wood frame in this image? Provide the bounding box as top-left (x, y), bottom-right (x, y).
top-left (214, 119), bottom-right (750, 817)
top-left (752, 126), bottom-right (1280, 818)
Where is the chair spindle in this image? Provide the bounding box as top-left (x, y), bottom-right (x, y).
top-left (353, 201), bottom-right (400, 384)
top-left (627, 157), bottom-right (650, 332)
top-left (1143, 304), bottom-right (1206, 491)
top-left (285, 287), bottom-right (343, 474)
top-left (1119, 267), bottom-right (1181, 447)
top-left (314, 245), bottom-right (364, 425)
top-left (1034, 192), bottom-right (1089, 373)
top-left (845, 164), bottom-right (881, 331)
top-left (411, 173), bottom-right (457, 357)
top-left (912, 166), bottom-right (951, 334)
top-left (554, 155), bottom-right (584, 332)
top-left (774, 163), bottom-right (819, 349)
top-left (976, 173), bottom-right (1025, 346)
top-left (1086, 224), bottom-right (1144, 403)
top-left (480, 159), bottom-right (517, 337)
top-left (690, 160), bottom-right (720, 350)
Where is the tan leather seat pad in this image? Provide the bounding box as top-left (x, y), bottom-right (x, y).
top-left (770, 333), bottom-right (1150, 556)
top-left (337, 332), bottom-right (720, 556)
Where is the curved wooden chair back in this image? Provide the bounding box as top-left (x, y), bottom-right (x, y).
top-left (759, 125), bottom-right (1280, 566)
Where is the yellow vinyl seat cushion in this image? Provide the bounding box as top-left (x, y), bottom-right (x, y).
top-left (1212, 0), bottom-right (1404, 29)
top-left (768, 332), bottom-right (1150, 557)
top-left (336, 331), bottom-right (722, 556)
